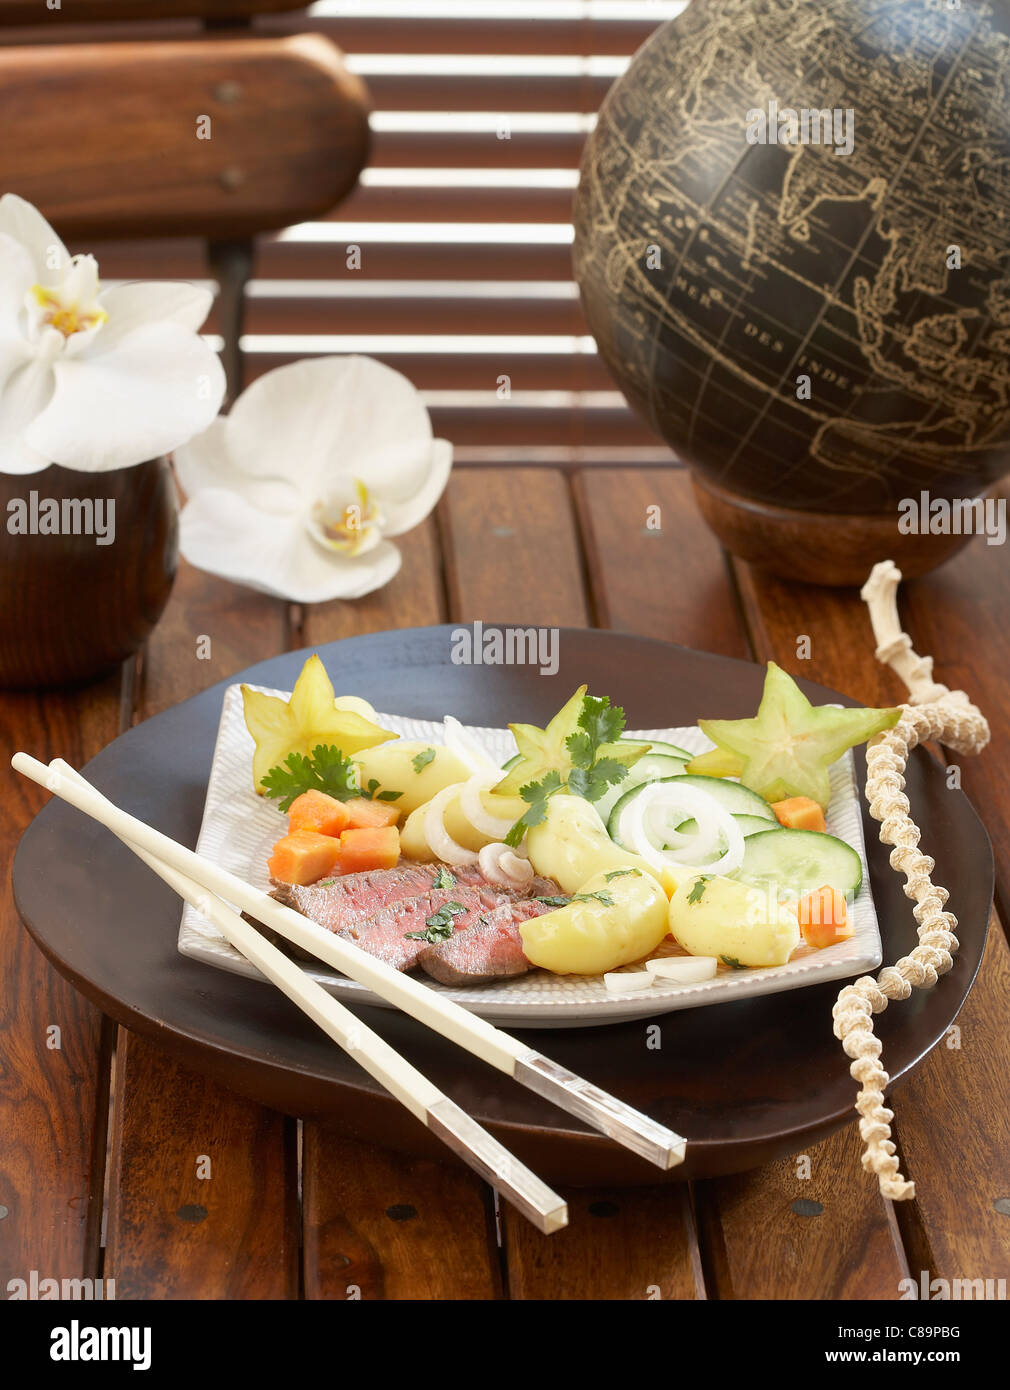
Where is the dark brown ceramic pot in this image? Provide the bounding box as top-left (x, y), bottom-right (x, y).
top-left (0, 459), bottom-right (178, 690)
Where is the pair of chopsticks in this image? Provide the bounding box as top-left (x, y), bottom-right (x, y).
top-left (13, 754), bottom-right (686, 1234)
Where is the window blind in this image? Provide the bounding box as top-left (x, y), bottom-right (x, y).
top-left (86, 0), bottom-right (690, 463)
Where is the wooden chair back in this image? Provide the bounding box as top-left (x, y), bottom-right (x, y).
top-left (0, 0), bottom-right (370, 392)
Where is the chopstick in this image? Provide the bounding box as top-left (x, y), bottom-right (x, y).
top-left (45, 760), bottom-right (568, 1235)
top-left (13, 753), bottom-right (686, 1170)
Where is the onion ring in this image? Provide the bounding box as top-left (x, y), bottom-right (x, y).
top-left (423, 784), bottom-right (478, 866)
top-left (622, 783), bottom-right (745, 876)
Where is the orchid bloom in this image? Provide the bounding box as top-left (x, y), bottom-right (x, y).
top-left (174, 355), bottom-right (453, 603)
top-left (0, 193), bottom-right (225, 474)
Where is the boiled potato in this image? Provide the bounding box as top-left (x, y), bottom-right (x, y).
top-left (519, 868), bottom-right (669, 976)
top-left (399, 782), bottom-right (528, 859)
top-left (525, 794), bottom-right (663, 894)
top-left (400, 803), bottom-right (438, 860)
top-left (668, 873), bottom-right (800, 967)
top-left (352, 741), bottom-right (471, 815)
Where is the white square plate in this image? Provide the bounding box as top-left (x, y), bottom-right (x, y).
top-left (177, 684), bottom-right (883, 1028)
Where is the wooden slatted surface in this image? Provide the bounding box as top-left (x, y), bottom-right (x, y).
top-left (0, 35), bottom-right (369, 239)
top-left (4, 463), bottom-right (1007, 1301)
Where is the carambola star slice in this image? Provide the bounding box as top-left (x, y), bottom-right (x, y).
top-left (690, 661), bottom-right (902, 809)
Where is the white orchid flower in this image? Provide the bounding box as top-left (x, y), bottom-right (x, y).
top-left (174, 355), bottom-right (453, 603)
top-left (0, 193), bottom-right (225, 474)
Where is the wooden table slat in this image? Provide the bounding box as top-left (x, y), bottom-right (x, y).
top-left (506, 1185), bottom-right (702, 1301)
top-left (0, 675), bottom-right (124, 1289)
top-left (303, 1131), bottom-right (501, 1301)
top-left (104, 1034), bottom-right (299, 1299)
top-left (440, 468), bottom-right (590, 630)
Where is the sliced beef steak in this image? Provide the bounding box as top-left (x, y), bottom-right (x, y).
top-left (262, 859), bottom-right (568, 977)
top-left (333, 881), bottom-right (514, 972)
top-left (269, 861), bottom-right (489, 935)
top-left (417, 896), bottom-right (558, 986)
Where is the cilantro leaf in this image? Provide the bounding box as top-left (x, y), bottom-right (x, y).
top-left (565, 730), bottom-right (595, 769)
top-left (578, 694), bottom-right (624, 750)
top-left (260, 743), bottom-right (359, 812)
top-left (720, 954), bottom-right (746, 971)
top-left (412, 748), bottom-right (436, 773)
top-left (535, 889), bottom-right (615, 908)
top-left (686, 876), bottom-right (713, 906)
top-left (404, 901), bottom-right (467, 944)
top-left (405, 920), bottom-right (454, 943)
top-left (504, 770), bottom-right (564, 847)
top-left (362, 775), bottom-right (402, 802)
top-left (568, 756), bottom-right (627, 803)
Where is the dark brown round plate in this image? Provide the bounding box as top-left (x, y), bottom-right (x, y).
top-left (12, 627), bottom-right (993, 1184)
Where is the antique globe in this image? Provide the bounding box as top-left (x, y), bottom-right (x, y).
top-left (573, 0), bottom-right (1010, 583)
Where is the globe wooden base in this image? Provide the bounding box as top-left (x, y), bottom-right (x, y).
top-left (691, 474), bottom-right (982, 588)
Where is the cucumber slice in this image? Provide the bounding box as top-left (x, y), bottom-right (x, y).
top-left (609, 773), bottom-right (776, 850)
top-left (734, 828), bottom-right (862, 899)
top-left (668, 774), bottom-right (777, 822)
top-left (608, 775), bottom-right (679, 848)
top-left (735, 813), bottom-right (782, 838)
top-left (595, 753), bottom-right (688, 824)
top-left (670, 812), bottom-right (780, 841)
top-left (622, 736), bottom-right (694, 760)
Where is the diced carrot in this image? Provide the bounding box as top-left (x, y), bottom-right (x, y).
top-left (797, 885), bottom-right (852, 948)
top-left (268, 830), bottom-right (341, 885)
top-left (336, 825), bottom-right (401, 874)
top-left (771, 796), bottom-right (826, 832)
top-left (343, 796), bottom-right (401, 830)
top-left (288, 789), bottom-right (351, 838)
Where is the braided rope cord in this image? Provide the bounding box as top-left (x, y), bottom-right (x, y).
top-left (834, 564), bottom-right (990, 1200)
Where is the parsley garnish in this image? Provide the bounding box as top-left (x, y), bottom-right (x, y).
top-left (534, 894), bottom-right (571, 908)
top-left (604, 868), bottom-right (639, 882)
top-left (404, 900), bottom-right (467, 942)
top-left (432, 866), bottom-right (455, 891)
top-left (720, 955), bottom-right (746, 971)
top-left (504, 695), bottom-right (633, 846)
top-left (686, 876), bottom-right (713, 906)
top-left (317, 879), bottom-right (337, 888)
top-left (412, 748), bottom-right (437, 773)
top-left (260, 743), bottom-right (359, 812)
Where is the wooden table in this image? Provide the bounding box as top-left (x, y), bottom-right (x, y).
top-left (3, 466), bottom-right (1008, 1301)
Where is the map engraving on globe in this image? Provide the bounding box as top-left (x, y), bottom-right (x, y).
top-left (573, 0), bottom-right (1010, 515)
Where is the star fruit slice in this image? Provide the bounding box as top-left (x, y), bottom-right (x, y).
top-left (689, 661), bottom-right (902, 809)
top-left (491, 685), bottom-right (646, 799)
top-left (242, 653), bottom-right (396, 795)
